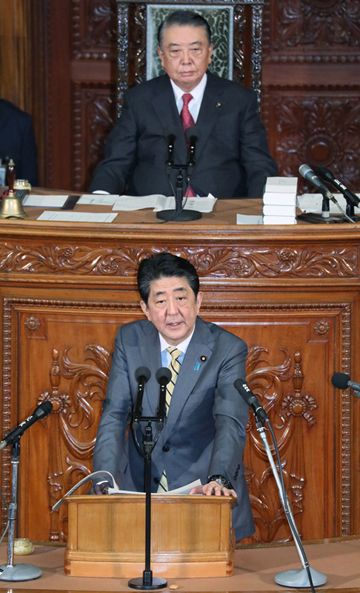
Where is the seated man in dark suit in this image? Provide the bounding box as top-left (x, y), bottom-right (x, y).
top-left (0, 98), bottom-right (38, 186)
top-left (93, 251), bottom-right (254, 541)
top-left (89, 10), bottom-right (277, 198)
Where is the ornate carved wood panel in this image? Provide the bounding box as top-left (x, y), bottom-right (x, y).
top-left (1, 211), bottom-right (360, 542)
top-left (262, 1), bottom-right (360, 194)
top-left (0, 279), bottom-right (355, 543)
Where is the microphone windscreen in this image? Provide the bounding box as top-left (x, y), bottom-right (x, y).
top-left (156, 367), bottom-right (172, 385)
top-left (313, 165), bottom-right (333, 182)
top-left (35, 400), bottom-right (53, 418)
top-left (234, 378), bottom-right (252, 403)
top-left (331, 372), bottom-right (350, 389)
top-left (299, 164), bottom-right (312, 180)
top-left (135, 366), bottom-right (151, 383)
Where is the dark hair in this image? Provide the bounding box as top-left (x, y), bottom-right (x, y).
top-left (137, 252), bottom-right (200, 303)
top-left (157, 10), bottom-right (212, 47)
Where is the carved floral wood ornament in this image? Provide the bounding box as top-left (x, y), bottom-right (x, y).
top-left (0, 244), bottom-right (358, 278)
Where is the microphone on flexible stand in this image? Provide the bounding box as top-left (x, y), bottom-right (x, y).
top-left (184, 129), bottom-right (198, 199)
top-left (313, 166), bottom-right (359, 207)
top-left (157, 130), bottom-right (201, 222)
top-left (166, 134), bottom-right (176, 168)
top-left (156, 367), bottom-right (172, 421)
top-left (298, 164), bottom-right (355, 224)
top-left (0, 400), bottom-right (53, 582)
top-left (0, 401), bottom-right (52, 450)
top-left (233, 378), bottom-right (269, 424)
top-left (331, 372), bottom-right (360, 397)
top-left (234, 378), bottom-right (326, 590)
top-left (52, 470), bottom-right (120, 511)
top-left (313, 166), bottom-right (360, 222)
top-left (133, 367), bottom-right (151, 421)
top-left (129, 366), bottom-right (169, 590)
top-left (186, 129), bottom-right (197, 168)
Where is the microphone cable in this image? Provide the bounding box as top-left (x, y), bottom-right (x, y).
top-left (51, 470), bottom-right (119, 512)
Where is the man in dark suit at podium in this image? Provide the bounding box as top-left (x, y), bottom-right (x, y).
top-left (89, 10), bottom-right (277, 199)
top-left (93, 252), bottom-right (254, 541)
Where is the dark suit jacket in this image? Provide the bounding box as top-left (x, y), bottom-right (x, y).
top-left (0, 99), bottom-right (38, 186)
top-left (89, 73), bottom-right (277, 198)
top-left (94, 316), bottom-right (254, 540)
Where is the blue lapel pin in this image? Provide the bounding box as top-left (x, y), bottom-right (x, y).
top-left (194, 355), bottom-right (207, 371)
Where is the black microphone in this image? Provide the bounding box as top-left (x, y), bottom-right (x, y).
top-left (156, 367), bottom-right (172, 420)
top-left (166, 134), bottom-right (175, 167)
top-left (332, 372), bottom-right (360, 393)
top-left (313, 166), bottom-right (359, 207)
top-left (186, 131), bottom-right (197, 168)
top-left (234, 378), bottom-right (269, 424)
top-left (0, 400), bottom-right (52, 450)
top-left (133, 366), bottom-right (151, 420)
top-left (299, 164), bottom-right (336, 201)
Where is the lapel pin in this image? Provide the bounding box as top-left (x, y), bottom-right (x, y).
top-left (194, 356), bottom-right (207, 371)
top-left (216, 102), bottom-right (222, 109)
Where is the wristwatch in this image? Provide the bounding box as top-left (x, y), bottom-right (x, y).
top-left (207, 474), bottom-right (233, 489)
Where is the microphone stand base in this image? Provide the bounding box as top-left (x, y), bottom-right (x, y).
top-left (275, 566), bottom-right (327, 588)
top-left (128, 575), bottom-right (168, 590)
top-left (157, 209), bottom-right (201, 222)
top-left (297, 213), bottom-right (349, 224)
top-left (0, 563), bottom-right (42, 581)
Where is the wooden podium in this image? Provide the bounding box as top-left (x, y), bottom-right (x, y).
top-left (64, 494), bottom-right (235, 578)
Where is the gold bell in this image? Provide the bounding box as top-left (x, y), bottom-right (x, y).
top-left (0, 189), bottom-right (28, 219)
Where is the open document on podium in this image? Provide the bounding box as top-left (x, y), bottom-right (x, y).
top-left (108, 478), bottom-right (202, 495)
top-left (52, 470), bottom-right (202, 512)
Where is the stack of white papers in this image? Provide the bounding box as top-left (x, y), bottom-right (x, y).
top-left (262, 177), bottom-right (298, 224)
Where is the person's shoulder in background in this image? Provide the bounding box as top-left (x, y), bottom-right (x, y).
top-left (0, 98), bottom-right (38, 186)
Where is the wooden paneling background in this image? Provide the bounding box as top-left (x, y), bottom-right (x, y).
top-left (0, 0), bottom-right (360, 546)
top-left (1, 215), bottom-right (360, 545)
top-left (0, 0), bottom-right (358, 193)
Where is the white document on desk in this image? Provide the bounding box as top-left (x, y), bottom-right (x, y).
top-left (112, 194), bottom-right (217, 213)
top-left (37, 211), bottom-right (117, 223)
top-left (112, 195), bottom-right (163, 210)
top-left (78, 194), bottom-right (121, 206)
top-left (23, 195), bottom-right (69, 208)
top-left (154, 195), bottom-right (217, 213)
top-left (297, 192), bottom-right (360, 214)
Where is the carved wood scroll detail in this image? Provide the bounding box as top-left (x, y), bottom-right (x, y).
top-left (267, 0), bottom-right (360, 54)
top-left (40, 346), bottom-right (110, 542)
top-left (0, 244), bottom-right (358, 278)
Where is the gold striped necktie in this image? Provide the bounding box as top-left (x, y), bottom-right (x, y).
top-left (158, 347), bottom-right (182, 492)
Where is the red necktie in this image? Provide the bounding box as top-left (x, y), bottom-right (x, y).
top-left (181, 94), bottom-right (196, 197)
top-left (181, 93), bottom-right (195, 131)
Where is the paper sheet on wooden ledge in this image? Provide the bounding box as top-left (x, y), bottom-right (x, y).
top-left (37, 210), bottom-right (117, 222)
top-left (112, 194), bottom-right (217, 213)
top-left (108, 478), bottom-right (202, 495)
